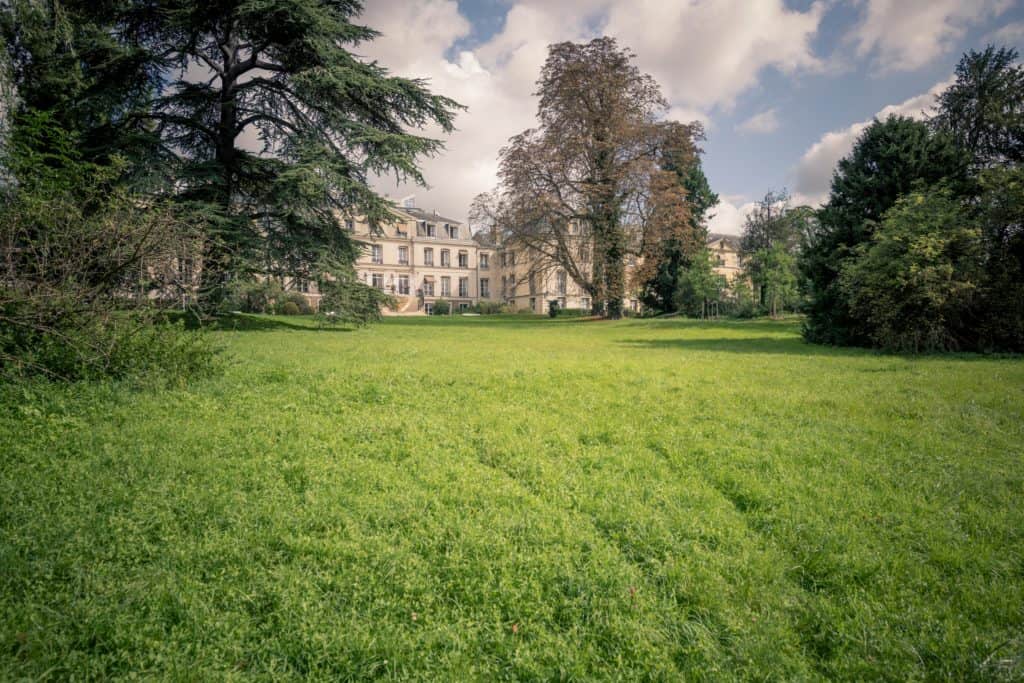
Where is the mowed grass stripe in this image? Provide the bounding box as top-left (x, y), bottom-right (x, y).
top-left (1, 315), bottom-right (1022, 680)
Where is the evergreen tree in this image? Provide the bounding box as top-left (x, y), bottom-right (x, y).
top-left (933, 46), bottom-right (1024, 167)
top-left (801, 115), bottom-right (969, 345)
top-left (124, 0), bottom-right (462, 306)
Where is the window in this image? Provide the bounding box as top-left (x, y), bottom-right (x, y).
top-left (581, 297), bottom-right (591, 311)
top-left (445, 224), bottom-right (459, 239)
top-left (422, 279), bottom-right (434, 296)
top-left (345, 219), bottom-right (354, 231)
top-left (459, 303), bottom-right (469, 311)
top-left (398, 246), bottom-right (409, 265)
top-left (398, 275), bottom-right (409, 295)
top-left (557, 270), bottom-right (567, 295)
top-left (441, 276), bottom-right (451, 296)
top-left (294, 277), bottom-right (309, 293)
top-left (509, 250), bottom-right (516, 265)
top-left (500, 252), bottom-right (508, 267)
top-left (371, 273), bottom-right (384, 289)
top-left (458, 277), bottom-right (469, 297)
top-left (528, 272), bottom-right (536, 295)
top-left (529, 297), bottom-right (536, 312)
top-left (458, 251), bottom-right (468, 268)
top-left (440, 249), bottom-right (451, 267)
top-left (423, 247), bottom-right (434, 266)
top-left (416, 221), bottom-right (435, 237)
top-left (480, 253), bottom-right (489, 270)
top-left (424, 303), bottom-right (433, 315)
top-left (480, 278), bottom-right (489, 298)
top-left (371, 244), bottom-right (383, 264)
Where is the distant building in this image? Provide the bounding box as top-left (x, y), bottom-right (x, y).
top-left (707, 233), bottom-right (743, 282)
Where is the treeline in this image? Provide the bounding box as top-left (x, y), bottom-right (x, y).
top-left (0, 1), bottom-right (456, 380)
top-left (802, 47), bottom-right (1024, 353)
top-left (657, 46), bottom-right (1024, 353)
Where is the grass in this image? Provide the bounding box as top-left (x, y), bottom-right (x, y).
top-left (2, 315), bottom-right (1022, 680)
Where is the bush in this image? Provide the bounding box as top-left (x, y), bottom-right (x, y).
top-left (432, 299), bottom-right (451, 315)
top-left (0, 114), bottom-right (221, 382)
top-left (470, 301), bottom-right (509, 315)
top-left (0, 310), bottom-right (222, 383)
top-left (548, 299), bottom-right (560, 318)
top-left (273, 292), bottom-right (311, 316)
top-left (315, 265), bottom-right (395, 327)
top-left (556, 308), bottom-right (590, 318)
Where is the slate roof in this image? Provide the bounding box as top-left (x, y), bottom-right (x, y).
top-left (399, 206), bottom-right (463, 225)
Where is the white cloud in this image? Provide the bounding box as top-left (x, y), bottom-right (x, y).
top-left (356, 0), bottom-right (827, 225)
top-left (791, 78), bottom-right (953, 206)
top-left (989, 21), bottom-right (1024, 46)
top-left (707, 196), bottom-right (757, 236)
top-left (851, 0), bottom-right (1013, 73)
top-left (605, 0), bottom-right (825, 112)
top-left (737, 108), bottom-right (780, 134)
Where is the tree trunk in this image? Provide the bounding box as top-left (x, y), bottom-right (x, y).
top-left (199, 20), bottom-right (240, 310)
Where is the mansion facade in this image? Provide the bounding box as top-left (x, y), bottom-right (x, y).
top-left (296, 204), bottom-right (742, 315)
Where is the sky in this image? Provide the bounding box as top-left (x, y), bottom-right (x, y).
top-left (358, 0), bottom-right (1024, 234)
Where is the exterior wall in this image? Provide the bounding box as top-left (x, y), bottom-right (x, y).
top-left (350, 207), bottom-right (494, 314)
top-left (708, 236), bottom-right (743, 282)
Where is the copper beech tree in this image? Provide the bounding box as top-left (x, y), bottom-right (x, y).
top-left (475, 38), bottom-right (704, 317)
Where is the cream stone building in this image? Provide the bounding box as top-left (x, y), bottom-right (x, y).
top-left (707, 233), bottom-right (743, 282)
top-left (347, 205), bottom-right (495, 314)
top-left (288, 202), bottom-right (744, 315)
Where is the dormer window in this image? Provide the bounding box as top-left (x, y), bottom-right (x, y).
top-left (444, 224), bottom-right (459, 239)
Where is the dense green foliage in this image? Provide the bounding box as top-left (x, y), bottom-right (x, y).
top-left (2, 317), bottom-right (1022, 679)
top-left (933, 46), bottom-right (1024, 167)
top-left (673, 248), bottom-right (725, 318)
top-left (1, 0), bottom-right (457, 379)
top-left (738, 191), bottom-right (807, 317)
top-left (0, 113), bottom-right (218, 381)
top-left (801, 115), bottom-right (970, 346)
top-left (839, 188), bottom-right (981, 352)
top-left (801, 48), bottom-right (1024, 352)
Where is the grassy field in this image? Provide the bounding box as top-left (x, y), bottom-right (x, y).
top-left (2, 315), bottom-right (1023, 680)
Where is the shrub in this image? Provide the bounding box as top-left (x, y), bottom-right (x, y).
top-left (471, 301), bottom-right (509, 314)
top-left (315, 264), bottom-right (395, 327)
top-left (0, 114), bottom-right (220, 382)
top-left (548, 299), bottom-right (560, 318)
top-left (556, 308), bottom-right (590, 318)
top-left (279, 301), bottom-right (301, 316)
top-left (433, 299), bottom-right (451, 315)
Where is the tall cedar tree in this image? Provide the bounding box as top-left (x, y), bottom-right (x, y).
top-left (496, 38), bottom-right (693, 318)
top-left (121, 0), bottom-right (462, 305)
top-left (800, 115), bottom-right (969, 345)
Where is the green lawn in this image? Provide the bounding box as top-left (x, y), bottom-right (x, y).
top-left (2, 316), bottom-right (1023, 680)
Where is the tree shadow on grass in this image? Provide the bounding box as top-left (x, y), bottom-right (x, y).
top-left (617, 336), bottom-right (845, 357)
top-left (617, 336), bottom-right (1012, 361)
top-left (208, 314), bottom-right (355, 333)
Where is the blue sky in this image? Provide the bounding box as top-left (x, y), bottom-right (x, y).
top-left (361, 0), bottom-right (1024, 233)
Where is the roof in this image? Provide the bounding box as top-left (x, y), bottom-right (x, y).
top-left (397, 206), bottom-right (463, 225)
top-left (707, 232), bottom-right (740, 249)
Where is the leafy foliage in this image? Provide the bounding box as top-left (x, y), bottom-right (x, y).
top-left (801, 115), bottom-right (970, 346)
top-left (933, 46), bottom-right (1024, 167)
top-left (316, 263), bottom-right (394, 327)
top-left (488, 38), bottom-right (702, 318)
top-left (0, 113), bottom-right (218, 381)
top-left (839, 188), bottom-right (982, 352)
top-left (673, 249), bottom-right (726, 318)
